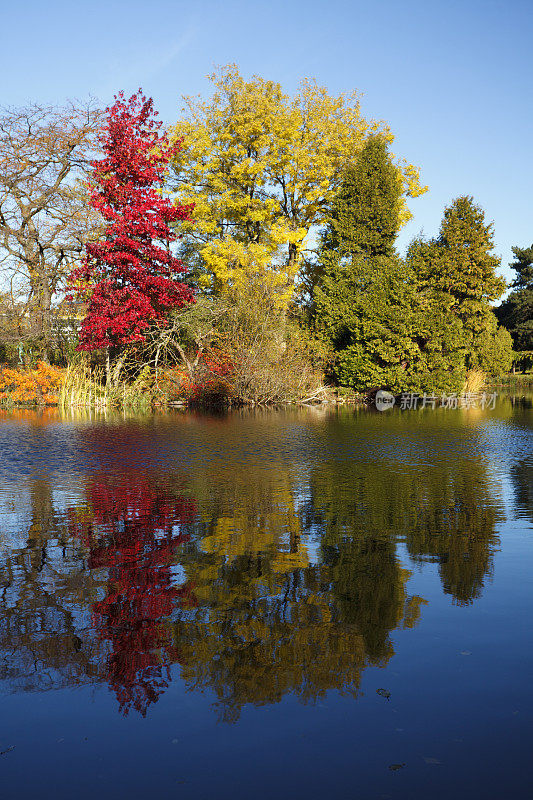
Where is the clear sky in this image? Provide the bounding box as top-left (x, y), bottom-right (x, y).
top-left (2, 0), bottom-right (531, 282)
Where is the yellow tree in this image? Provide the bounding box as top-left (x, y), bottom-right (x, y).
top-left (170, 65), bottom-right (426, 308)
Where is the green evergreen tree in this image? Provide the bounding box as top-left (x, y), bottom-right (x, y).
top-left (302, 135), bottom-right (401, 305)
top-left (321, 134), bottom-right (402, 259)
top-left (313, 139), bottom-right (467, 392)
top-left (402, 253), bottom-right (468, 392)
top-left (409, 196), bottom-right (510, 372)
top-left (510, 245), bottom-right (533, 289)
top-left (314, 254), bottom-right (418, 390)
top-left (496, 244), bottom-right (533, 352)
top-left (474, 314), bottom-right (514, 376)
top-left (313, 136), bottom-right (409, 389)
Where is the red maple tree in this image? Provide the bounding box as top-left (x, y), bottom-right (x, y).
top-left (71, 90), bottom-right (194, 352)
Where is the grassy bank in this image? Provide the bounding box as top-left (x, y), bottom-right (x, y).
top-left (487, 372), bottom-right (533, 389)
top-left (1, 361), bottom-right (530, 411)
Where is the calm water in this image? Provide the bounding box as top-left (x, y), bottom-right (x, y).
top-left (0, 399), bottom-right (532, 799)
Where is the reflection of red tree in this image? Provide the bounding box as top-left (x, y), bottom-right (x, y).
top-left (71, 477), bottom-right (197, 716)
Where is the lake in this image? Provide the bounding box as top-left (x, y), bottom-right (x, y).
top-left (0, 398), bottom-right (531, 799)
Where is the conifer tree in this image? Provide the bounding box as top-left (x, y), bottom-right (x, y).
top-left (313, 136), bottom-right (408, 388)
top-left (510, 244), bottom-right (533, 289)
top-left (312, 136), bottom-right (462, 391)
top-left (320, 135), bottom-right (402, 259)
top-left (496, 244), bottom-right (533, 352)
top-left (409, 196), bottom-right (510, 372)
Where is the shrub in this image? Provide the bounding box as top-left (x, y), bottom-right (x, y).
top-left (0, 362), bottom-right (65, 405)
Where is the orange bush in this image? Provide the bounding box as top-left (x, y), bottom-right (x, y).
top-left (157, 350), bottom-right (237, 405)
top-left (156, 366), bottom-right (191, 401)
top-left (0, 362), bottom-right (65, 405)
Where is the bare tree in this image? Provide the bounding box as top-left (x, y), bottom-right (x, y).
top-left (0, 101), bottom-right (102, 359)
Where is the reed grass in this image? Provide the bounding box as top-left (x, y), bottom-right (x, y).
top-left (462, 369), bottom-right (486, 394)
top-left (59, 363), bottom-right (157, 411)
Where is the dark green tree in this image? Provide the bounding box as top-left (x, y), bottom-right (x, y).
top-left (409, 196), bottom-right (510, 373)
top-left (321, 134), bottom-right (402, 259)
top-left (313, 139), bottom-right (467, 392)
top-left (496, 244), bottom-right (533, 352)
top-left (510, 244), bottom-right (533, 289)
top-left (312, 136), bottom-right (411, 389)
top-left (302, 135), bottom-right (401, 305)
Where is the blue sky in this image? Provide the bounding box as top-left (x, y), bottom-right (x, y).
top-left (2, 0), bottom-right (531, 282)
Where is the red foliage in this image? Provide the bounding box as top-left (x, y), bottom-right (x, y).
top-left (70, 90), bottom-right (194, 351)
top-left (159, 349), bottom-right (237, 405)
top-left (69, 476), bottom-right (197, 716)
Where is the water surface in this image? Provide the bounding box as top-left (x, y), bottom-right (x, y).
top-left (0, 399), bottom-right (532, 798)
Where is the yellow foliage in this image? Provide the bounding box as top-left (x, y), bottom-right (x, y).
top-left (170, 65), bottom-right (427, 307)
top-left (0, 362), bottom-right (65, 405)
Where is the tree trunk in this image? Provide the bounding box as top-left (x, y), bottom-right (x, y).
top-left (112, 355), bottom-right (125, 388)
top-left (27, 270), bottom-right (53, 362)
top-left (40, 282), bottom-right (52, 363)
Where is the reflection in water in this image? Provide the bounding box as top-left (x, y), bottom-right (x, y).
top-left (307, 411), bottom-right (505, 607)
top-left (0, 476), bottom-right (100, 693)
top-left (0, 407), bottom-right (514, 721)
top-left (170, 467), bottom-right (427, 721)
top-left (510, 459), bottom-right (533, 522)
top-left (314, 461), bottom-right (502, 606)
top-left (68, 477), bottom-right (196, 716)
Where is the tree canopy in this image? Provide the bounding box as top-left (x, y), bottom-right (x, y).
top-left (313, 143), bottom-right (469, 392)
top-left (408, 196), bottom-right (512, 376)
top-left (496, 244), bottom-right (533, 352)
top-left (169, 65), bottom-right (426, 309)
top-left (70, 91), bottom-right (194, 360)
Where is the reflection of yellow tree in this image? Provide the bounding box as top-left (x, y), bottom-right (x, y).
top-left (172, 465), bottom-right (423, 722)
top-left (199, 468), bottom-right (308, 578)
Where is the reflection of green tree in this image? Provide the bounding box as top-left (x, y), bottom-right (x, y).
top-left (320, 537), bottom-right (424, 662)
top-left (171, 466), bottom-right (422, 722)
top-left (405, 468), bottom-right (501, 605)
top-left (307, 411), bottom-right (504, 607)
top-left (510, 459), bottom-right (533, 524)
